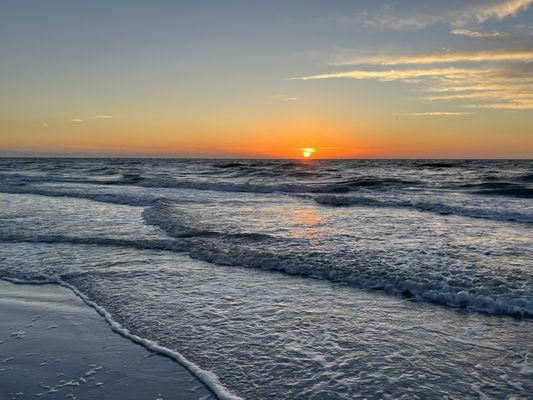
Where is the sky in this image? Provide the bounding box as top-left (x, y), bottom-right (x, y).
top-left (1, 0), bottom-right (532, 158)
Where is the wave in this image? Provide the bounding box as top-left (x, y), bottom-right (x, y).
top-left (417, 162), bottom-right (459, 168)
top-left (0, 172), bottom-right (145, 186)
top-left (143, 201), bottom-right (273, 241)
top-left (517, 173), bottom-right (533, 183)
top-left (0, 185), bottom-right (157, 206)
top-left (341, 177), bottom-right (418, 188)
top-left (104, 173), bottom-right (145, 185)
top-left (214, 162), bottom-right (246, 168)
top-left (1, 178), bottom-right (529, 227)
top-left (0, 170), bottom-right (418, 195)
top-left (313, 195), bottom-right (532, 224)
top-left (138, 177), bottom-right (416, 194)
top-left (0, 277), bottom-right (241, 400)
top-left (138, 178), bottom-right (317, 193)
top-left (2, 172), bottom-right (415, 195)
top-left (0, 234), bottom-right (182, 252)
top-left (1, 181), bottom-right (529, 226)
top-left (459, 182), bottom-right (532, 199)
top-left (474, 187), bottom-right (532, 198)
top-left (2, 234), bottom-right (531, 319)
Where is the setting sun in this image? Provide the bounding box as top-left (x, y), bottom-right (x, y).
top-left (301, 147), bottom-right (316, 158)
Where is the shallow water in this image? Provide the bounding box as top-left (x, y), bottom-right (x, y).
top-left (0, 158), bottom-right (532, 398)
top-left (0, 280), bottom-right (214, 400)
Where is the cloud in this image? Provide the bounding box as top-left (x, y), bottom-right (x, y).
top-left (465, 100), bottom-right (533, 109)
top-left (424, 91), bottom-right (533, 101)
top-left (334, 10), bottom-right (442, 31)
top-left (426, 81), bottom-right (533, 92)
top-left (337, 0), bottom-right (533, 31)
top-left (332, 50), bottom-right (533, 66)
top-left (422, 86), bottom-right (533, 109)
top-left (419, 65), bottom-right (533, 109)
top-left (423, 70), bottom-right (533, 109)
top-left (295, 47), bottom-right (533, 110)
top-left (450, 28), bottom-right (510, 37)
top-left (472, 0), bottom-right (533, 23)
top-left (397, 112), bottom-right (473, 116)
top-left (337, 12), bottom-right (439, 31)
top-left (69, 115), bottom-right (115, 122)
top-left (290, 67), bottom-right (490, 81)
top-left (271, 94), bottom-right (299, 101)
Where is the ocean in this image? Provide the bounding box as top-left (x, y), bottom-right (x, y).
top-left (0, 158), bottom-right (531, 399)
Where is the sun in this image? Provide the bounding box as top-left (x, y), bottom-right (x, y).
top-left (300, 147), bottom-right (316, 158)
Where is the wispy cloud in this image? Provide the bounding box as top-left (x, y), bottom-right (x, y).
top-left (70, 115), bottom-right (115, 122)
top-left (334, 10), bottom-right (440, 31)
top-left (465, 100), bottom-right (533, 109)
top-left (450, 28), bottom-right (510, 37)
top-left (271, 94), bottom-right (299, 101)
top-left (421, 65), bottom-right (533, 109)
top-left (426, 81), bottom-right (533, 92)
top-left (332, 50), bottom-right (533, 66)
top-left (472, 0), bottom-right (533, 23)
top-left (308, 2), bottom-right (533, 110)
top-left (424, 91), bottom-right (533, 101)
top-left (397, 112), bottom-right (473, 116)
top-left (294, 47), bottom-right (533, 110)
top-left (336, 0), bottom-right (533, 31)
top-left (290, 67), bottom-right (485, 81)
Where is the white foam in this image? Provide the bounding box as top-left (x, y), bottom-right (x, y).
top-left (1, 277), bottom-right (242, 400)
top-left (3, 234), bottom-right (532, 318)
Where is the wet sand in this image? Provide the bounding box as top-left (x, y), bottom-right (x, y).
top-left (0, 280), bottom-right (214, 400)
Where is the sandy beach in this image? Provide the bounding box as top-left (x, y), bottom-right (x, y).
top-left (0, 280), bottom-right (213, 400)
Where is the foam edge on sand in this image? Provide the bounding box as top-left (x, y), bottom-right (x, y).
top-left (1, 276), bottom-right (242, 400)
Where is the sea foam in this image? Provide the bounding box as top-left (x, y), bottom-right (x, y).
top-left (0, 277), bottom-right (242, 400)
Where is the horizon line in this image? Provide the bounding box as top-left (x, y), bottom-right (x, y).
top-left (0, 155), bottom-right (531, 161)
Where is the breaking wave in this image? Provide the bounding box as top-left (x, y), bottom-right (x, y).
top-left (313, 195), bottom-right (532, 224)
top-left (143, 201), bottom-right (273, 241)
top-left (1, 232), bottom-right (531, 319)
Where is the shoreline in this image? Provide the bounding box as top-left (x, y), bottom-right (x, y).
top-left (0, 279), bottom-right (231, 400)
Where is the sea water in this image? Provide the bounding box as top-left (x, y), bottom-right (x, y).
top-left (0, 158), bottom-right (531, 399)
